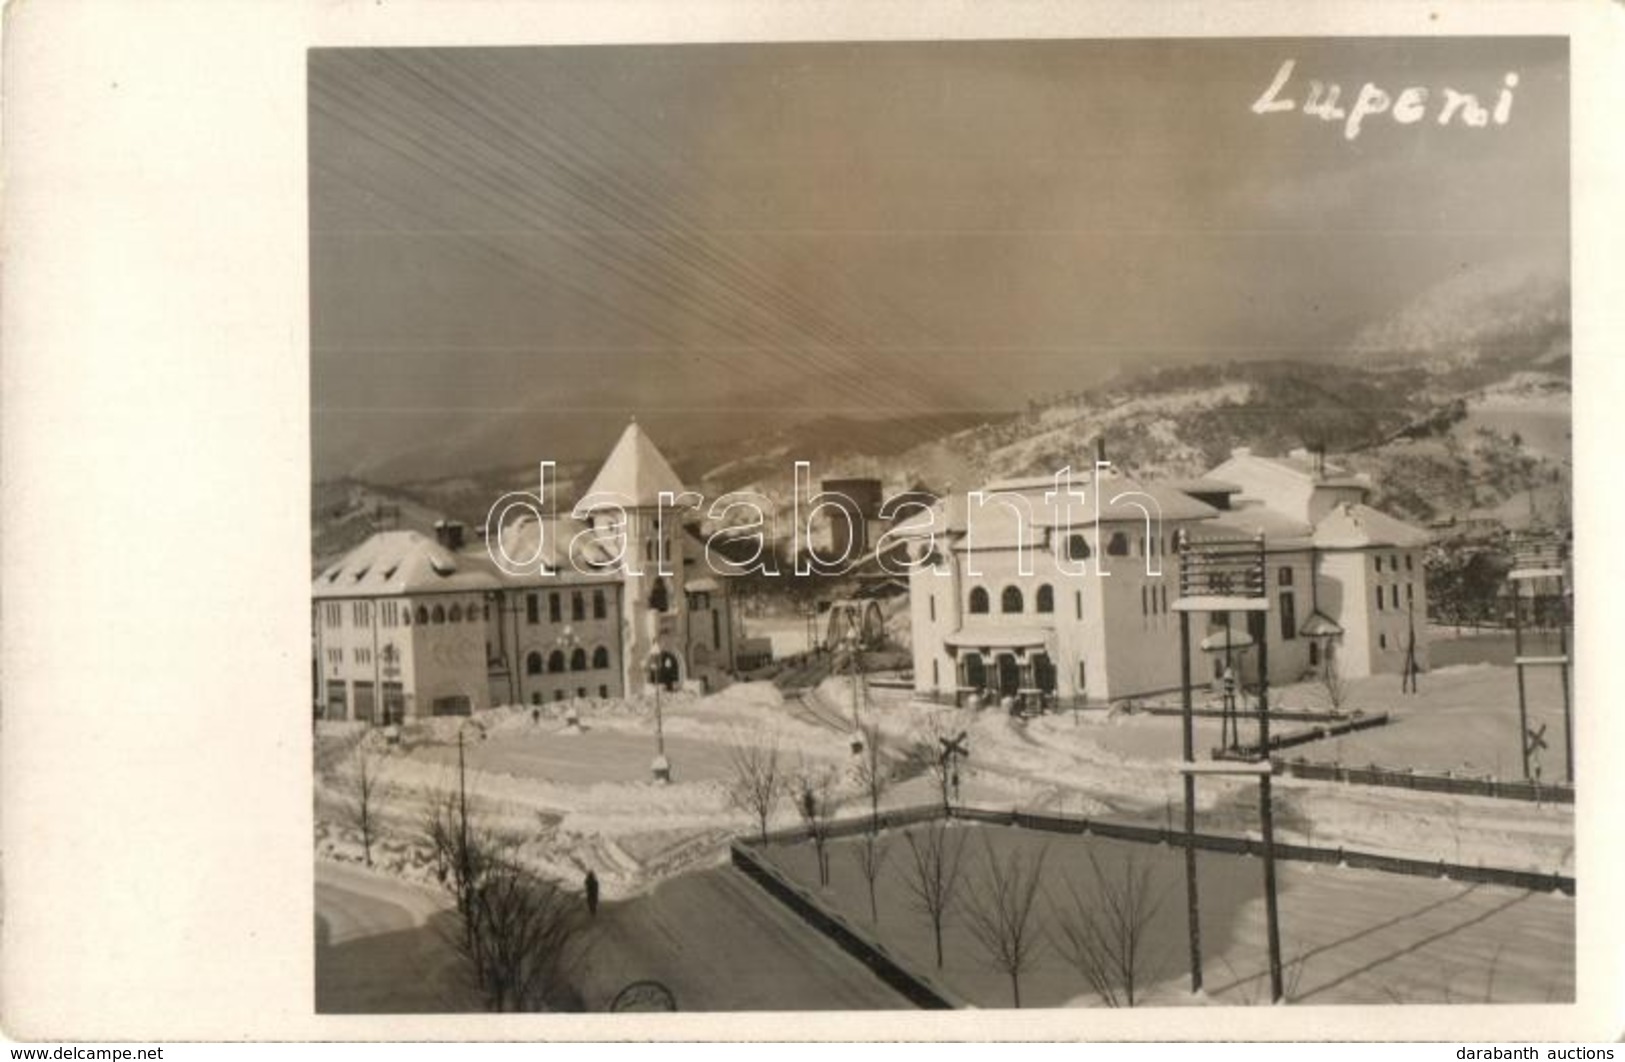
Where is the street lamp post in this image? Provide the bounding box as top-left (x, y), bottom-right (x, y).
top-left (648, 648), bottom-right (670, 783)
top-left (556, 625), bottom-right (582, 730)
top-left (843, 627), bottom-right (865, 754)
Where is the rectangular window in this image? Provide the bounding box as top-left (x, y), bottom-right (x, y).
top-left (599, 685), bottom-right (609, 698)
top-left (1390, 554), bottom-right (1400, 571)
top-left (549, 593), bottom-right (562, 623)
top-left (1160, 585), bottom-right (1168, 613)
top-left (526, 593), bottom-right (539, 625)
top-left (1379, 633), bottom-right (1388, 651)
top-left (712, 610), bottom-right (721, 650)
top-left (1374, 555), bottom-right (1383, 573)
top-left (1406, 583), bottom-right (1414, 605)
top-left (1075, 591), bottom-right (1082, 621)
top-left (1376, 587), bottom-right (1384, 612)
top-left (932, 659), bottom-right (940, 687)
top-left (1391, 585), bottom-right (1401, 609)
top-left (929, 595), bottom-right (936, 623)
top-left (1140, 586), bottom-right (1148, 615)
top-left (1405, 553), bottom-right (1414, 572)
top-left (1278, 566), bottom-right (1294, 587)
top-left (1279, 592), bottom-right (1297, 641)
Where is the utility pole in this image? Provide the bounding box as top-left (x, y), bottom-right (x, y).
top-left (457, 727), bottom-right (472, 920)
top-left (1252, 610), bottom-right (1284, 1003)
top-left (1178, 603), bottom-right (1202, 995)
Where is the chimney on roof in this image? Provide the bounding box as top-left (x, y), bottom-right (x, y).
top-left (434, 520), bottom-right (466, 551)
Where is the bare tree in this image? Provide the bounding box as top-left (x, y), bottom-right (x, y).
top-left (962, 835), bottom-right (1049, 1007)
top-left (853, 723), bottom-right (892, 833)
top-left (724, 730), bottom-right (784, 844)
top-left (792, 761), bottom-right (842, 886)
top-left (849, 830), bottom-right (888, 924)
top-left (421, 786), bottom-right (586, 1012)
top-left (464, 853), bottom-right (588, 1012)
top-left (342, 742), bottom-right (388, 867)
top-left (1049, 849), bottom-right (1170, 1007)
top-left (900, 821), bottom-right (968, 969)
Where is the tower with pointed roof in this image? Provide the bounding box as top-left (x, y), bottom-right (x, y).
top-left (580, 419), bottom-right (691, 695)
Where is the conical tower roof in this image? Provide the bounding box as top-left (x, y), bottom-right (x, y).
top-left (582, 419), bottom-right (686, 509)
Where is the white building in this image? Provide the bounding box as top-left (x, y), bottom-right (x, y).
top-left (312, 422), bottom-right (744, 722)
top-left (902, 447), bottom-right (1430, 706)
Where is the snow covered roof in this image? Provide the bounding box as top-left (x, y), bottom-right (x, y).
top-left (1199, 624), bottom-right (1255, 652)
top-left (1204, 500), bottom-right (1315, 550)
top-left (490, 515), bottom-right (623, 584)
top-left (1312, 503), bottom-right (1431, 550)
top-left (581, 420), bottom-right (686, 509)
top-left (313, 530), bottom-right (502, 598)
top-left (944, 626), bottom-right (1053, 650)
top-left (893, 474), bottom-right (1220, 549)
top-left (1164, 477), bottom-right (1243, 495)
top-left (1299, 611), bottom-right (1343, 638)
top-left (1215, 449), bottom-right (1371, 491)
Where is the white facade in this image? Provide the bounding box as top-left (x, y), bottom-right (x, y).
top-left (904, 451), bottom-right (1431, 705)
top-left (312, 422), bottom-right (742, 721)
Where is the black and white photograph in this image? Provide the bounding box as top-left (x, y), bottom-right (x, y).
top-left (5, 0), bottom-right (1623, 1049)
top-left (307, 37), bottom-right (1577, 1014)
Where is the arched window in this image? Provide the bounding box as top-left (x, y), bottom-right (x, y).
top-left (968, 587), bottom-right (990, 614)
top-left (548, 650), bottom-right (566, 673)
top-left (402, 608), bottom-right (413, 626)
top-left (1067, 534), bottom-right (1091, 561)
top-left (1107, 531), bottom-right (1131, 557)
top-left (649, 578), bottom-right (670, 613)
top-left (448, 604), bottom-right (463, 622)
top-left (593, 589), bottom-right (606, 620)
top-left (414, 605), bottom-right (428, 625)
top-left (525, 651), bottom-right (542, 675)
top-left (570, 648), bottom-right (588, 671)
top-left (1001, 586), bottom-right (1024, 614)
top-left (571, 592), bottom-right (585, 621)
top-left (431, 605), bottom-right (446, 624)
top-left (1036, 584), bottom-right (1054, 613)
top-left (1308, 641), bottom-right (1321, 667)
top-left (591, 646), bottom-right (610, 670)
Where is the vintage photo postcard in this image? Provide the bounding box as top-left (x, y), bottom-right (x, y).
top-left (4, 0), bottom-right (1623, 1045)
top-left (306, 33), bottom-right (1582, 1017)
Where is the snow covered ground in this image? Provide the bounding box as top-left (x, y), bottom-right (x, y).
top-left (314, 661), bottom-right (1574, 1010)
top-left (314, 682), bottom-right (858, 901)
top-left (317, 662), bottom-right (1572, 905)
top-left (760, 824), bottom-right (1574, 1008)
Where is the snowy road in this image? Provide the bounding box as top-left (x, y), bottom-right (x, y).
top-left (579, 863), bottom-right (907, 1011)
top-left (315, 858), bottom-right (907, 1013)
top-left (315, 861), bottom-right (478, 1013)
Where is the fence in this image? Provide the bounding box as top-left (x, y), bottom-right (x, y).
top-left (743, 802), bottom-right (1574, 896)
top-left (1277, 757), bottom-right (1575, 805)
top-left (728, 841), bottom-right (954, 1009)
top-left (1215, 712), bottom-right (1392, 760)
top-left (728, 800), bottom-right (1572, 1009)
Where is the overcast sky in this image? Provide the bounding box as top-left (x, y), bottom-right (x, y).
top-left (309, 37), bottom-right (1568, 480)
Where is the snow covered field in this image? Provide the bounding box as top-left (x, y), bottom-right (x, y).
top-left (314, 661), bottom-right (1574, 1010)
top-left (1082, 662), bottom-right (1573, 781)
top-left (760, 824), bottom-right (1574, 1008)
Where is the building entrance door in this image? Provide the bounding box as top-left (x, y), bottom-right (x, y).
top-left (996, 654), bottom-right (1020, 698)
